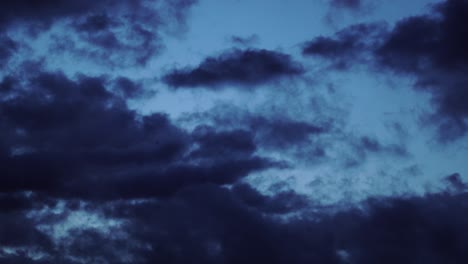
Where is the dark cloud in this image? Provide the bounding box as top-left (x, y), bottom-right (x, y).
top-left (374, 0), bottom-right (468, 141)
top-left (0, 70), bottom-right (278, 201)
top-left (0, 0), bottom-right (197, 67)
top-left (163, 49), bottom-right (304, 88)
top-left (113, 77), bottom-right (146, 98)
top-left (0, 35), bottom-right (17, 68)
top-left (73, 13), bottom-right (116, 33)
top-left (1, 1), bottom-right (466, 262)
top-left (304, 0), bottom-right (468, 141)
top-left (248, 116), bottom-right (328, 151)
top-left (232, 183), bottom-right (310, 214)
top-left (302, 23), bottom-right (387, 69)
top-left (65, 12), bottom-right (162, 67)
top-left (190, 127), bottom-right (257, 158)
top-left (444, 173), bottom-right (466, 191)
top-left (376, 0), bottom-right (468, 72)
top-left (187, 105), bottom-right (408, 168)
top-left (0, 1), bottom-right (103, 28)
top-left (0, 76), bottom-right (18, 94)
top-left (2, 183), bottom-right (468, 263)
top-left (183, 105), bottom-right (333, 162)
top-left (0, 0), bottom-right (196, 29)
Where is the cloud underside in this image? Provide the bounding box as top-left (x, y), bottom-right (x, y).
top-left (304, 0), bottom-right (468, 141)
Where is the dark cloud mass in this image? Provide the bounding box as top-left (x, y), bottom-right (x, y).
top-left (304, 0), bottom-right (468, 141)
top-left (2, 184), bottom-right (468, 263)
top-left (163, 49), bottom-right (304, 88)
top-left (0, 70), bottom-right (278, 200)
top-left (0, 1), bottom-right (102, 27)
top-left (375, 0), bottom-right (468, 141)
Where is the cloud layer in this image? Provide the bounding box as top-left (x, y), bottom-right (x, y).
top-left (1, 0), bottom-right (467, 263)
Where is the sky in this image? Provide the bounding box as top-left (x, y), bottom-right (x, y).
top-left (1, 0), bottom-right (468, 263)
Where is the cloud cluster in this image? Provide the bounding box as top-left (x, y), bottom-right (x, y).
top-left (304, 0), bottom-right (468, 141)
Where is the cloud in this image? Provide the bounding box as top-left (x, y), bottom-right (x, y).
top-left (374, 0), bottom-right (468, 141)
top-left (357, 135), bottom-right (407, 157)
top-left (2, 183), bottom-right (468, 263)
top-left (182, 104), bottom-right (335, 164)
top-left (0, 69), bottom-right (279, 200)
top-left (0, 0), bottom-right (197, 68)
top-left (304, 0), bottom-right (468, 142)
top-left (1, 1), bottom-right (466, 262)
top-left (230, 35), bottom-right (260, 46)
top-left (444, 173), bottom-right (467, 191)
top-left (232, 183), bottom-right (310, 214)
top-left (0, 1), bottom-right (103, 28)
top-left (113, 77), bottom-right (146, 98)
top-left (302, 23), bottom-right (387, 69)
top-left (0, 0), bottom-right (196, 29)
top-left (186, 103), bottom-right (410, 169)
top-left (163, 49), bottom-right (304, 88)
top-left (0, 35), bottom-right (17, 68)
